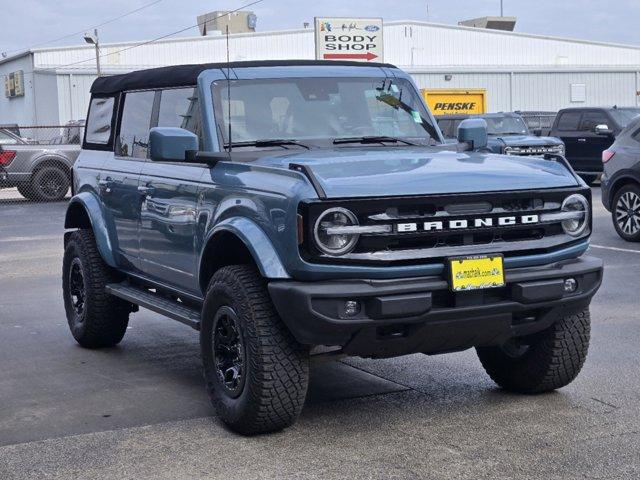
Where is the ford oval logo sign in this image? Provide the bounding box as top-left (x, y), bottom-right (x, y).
top-left (365, 25), bottom-right (380, 32)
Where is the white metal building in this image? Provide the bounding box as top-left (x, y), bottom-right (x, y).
top-left (3, 20), bottom-right (640, 126)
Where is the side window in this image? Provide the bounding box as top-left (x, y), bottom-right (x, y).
top-left (556, 112), bottom-right (581, 131)
top-left (631, 128), bottom-right (640, 143)
top-left (579, 112), bottom-right (609, 132)
top-left (85, 96), bottom-right (115, 145)
top-left (158, 87), bottom-right (202, 144)
top-left (0, 130), bottom-right (19, 145)
top-left (117, 90), bottom-right (155, 158)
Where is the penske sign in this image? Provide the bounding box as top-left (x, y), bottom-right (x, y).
top-left (314, 17), bottom-right (383, 62)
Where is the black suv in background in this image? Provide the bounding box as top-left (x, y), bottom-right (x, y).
top-left (549, 107), bottom-right (640, 184)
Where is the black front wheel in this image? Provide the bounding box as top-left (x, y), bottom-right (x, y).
top-left (477, 308), bottom-right (591, 394)
top-left (200, 265), bottom-right (309, 435)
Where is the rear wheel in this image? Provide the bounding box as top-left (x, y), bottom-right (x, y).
top-left (612, 184), bottom-right (640, 242)
top-left (29, 164), bottom-right (70, 201)
top-left (476, 308), bottom-right (590, 393)
top-left (200, 265), bottom-right (309, 435)
top-left (16, 183), bottom-right (37, 201)
top-left (62, 230), bottom-right (130, 348)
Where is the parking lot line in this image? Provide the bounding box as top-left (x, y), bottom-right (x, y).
top-left (590, 244), bottom-right (640, 254)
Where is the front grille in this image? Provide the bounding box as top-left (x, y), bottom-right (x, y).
top-left (504, 145), bottom-right (564, 156)
top-left (300, 187), bottom-right (590, 265)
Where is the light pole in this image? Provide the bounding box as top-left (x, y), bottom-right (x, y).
top-left (83, 28), bottom-right (101, 77)
top-left (500, 0), bottom-right (504, 16)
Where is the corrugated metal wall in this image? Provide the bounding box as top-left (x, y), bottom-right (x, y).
top-left (4, 20), bottom-right (640, 125)
top-left (56, 74), bottom-right (97, 123)
top-left (411, 73), bottom-right (512, 111)
top-left (32, 21), bottom-right (640, 72)
top-left (411, 71), bottom-right (639, 112)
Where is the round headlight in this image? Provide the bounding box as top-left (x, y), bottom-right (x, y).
top-left (561, 194), bottom-right (590, 237)
top-left (314, 208), bottom-right (359, 256)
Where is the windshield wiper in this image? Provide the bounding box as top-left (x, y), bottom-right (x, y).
top-left (333, 135), bottom-right (417, 146)
top-left (225, 139), bottom-right (310, 150)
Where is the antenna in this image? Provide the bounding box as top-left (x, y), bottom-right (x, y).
top-left (226, 25), bottom-right (233, 154)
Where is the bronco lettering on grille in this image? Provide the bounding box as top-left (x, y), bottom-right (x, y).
top-left (395, 215), bottom-right (540, 233)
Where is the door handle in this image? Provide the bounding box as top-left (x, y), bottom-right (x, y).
top-left (98, 177), bottom-right (113, 194)
top-left (578, 138), bottom-right (587, 142)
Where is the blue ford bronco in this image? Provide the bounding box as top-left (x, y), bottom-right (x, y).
top-left (436, 112), bottom-right (565, 157)
top-left (62, 60), bottom-right (603, 435)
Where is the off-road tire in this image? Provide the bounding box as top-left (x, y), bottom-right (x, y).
top-left (611, 183), bottom-right (640, 242)
top-left (200, 265), bottom-right (309, 435)
top-left (29, 164), bottom-right (70, 201)
top-left (476, 308), bottom-right (591, 393)
top-left (62, 229), bottom-right (130, 348)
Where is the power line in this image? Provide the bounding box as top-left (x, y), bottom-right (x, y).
top-left (20, 0), bottom-right (264, 76)
top-left (2, 0), bottom-right (164, 57)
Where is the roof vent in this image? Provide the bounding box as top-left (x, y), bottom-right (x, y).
top-left (458, 16), bottom-right (517, 31)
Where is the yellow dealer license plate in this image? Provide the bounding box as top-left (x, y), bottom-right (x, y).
top-left (449, 255), bottom-right (505, 291)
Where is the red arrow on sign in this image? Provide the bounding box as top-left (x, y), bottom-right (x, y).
top-left (323, 52), bottom-right (378, 61)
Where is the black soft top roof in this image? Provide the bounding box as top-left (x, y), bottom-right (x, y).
top-left (90, 59), bottom-right (397, 94)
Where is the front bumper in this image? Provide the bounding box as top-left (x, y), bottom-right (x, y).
top-left (268, 255), bottom-right (603, 358)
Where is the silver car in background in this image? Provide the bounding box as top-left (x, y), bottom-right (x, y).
top-left (601, 115), bottom-right (640, 241)
top-left (0, 123), bottom-right (82, 201)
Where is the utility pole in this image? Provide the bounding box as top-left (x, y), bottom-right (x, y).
top-left (500, 0), bottom-right (504, 17)
top-left (83, 28), bottom-right (101, 77)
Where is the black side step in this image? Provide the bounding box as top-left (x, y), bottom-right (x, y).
top-left (106, 283), bottom-right (201, 330)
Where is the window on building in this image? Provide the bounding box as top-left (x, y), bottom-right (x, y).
top-left (117, 91), bottom-right (155, 158)
top-left (579, 112), bottom-right (610, 132)
top-left (556, 112), bottom-right (582, 131)
top-left (158, 87), bottom-right (203, 144)
top-left (85, 97), bottom-right (115, 145)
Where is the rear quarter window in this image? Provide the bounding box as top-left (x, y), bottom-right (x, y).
top-left (85, 97), bottom-right (115, 145)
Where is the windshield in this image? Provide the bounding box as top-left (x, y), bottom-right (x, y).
top-left (610, 108), bottom-right (640, 128)
top-left (482, 115), bottom-right (529, 135)
top-left (211, 77), bottom-right (440, 148)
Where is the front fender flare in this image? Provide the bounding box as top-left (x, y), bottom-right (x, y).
top-left (64, 191), bottom-right (117, 267)
top-left (202, 217), bottom-right (290, 280)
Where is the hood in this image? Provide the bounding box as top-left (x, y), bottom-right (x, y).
top-left (255, 147), bottom-right (578, 198)
top-left (493, 135), bottom-right (563, 147)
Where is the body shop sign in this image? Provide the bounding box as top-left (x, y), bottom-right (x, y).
top-left (315, 18), bottom-right (383, 62)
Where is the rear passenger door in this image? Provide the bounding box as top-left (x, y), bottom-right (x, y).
top-left (138, 87), bottom-right (206, 293)
top-left (100, 90), bottom-right (155, 271)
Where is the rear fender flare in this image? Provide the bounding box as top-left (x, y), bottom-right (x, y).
top-left (64, 191), bottom-right (117, 267)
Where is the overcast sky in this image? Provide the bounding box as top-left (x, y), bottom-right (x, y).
top-left (2, 0), bottom-right (640, 56)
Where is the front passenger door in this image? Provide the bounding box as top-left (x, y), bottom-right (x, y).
top-left (138, 87), bottom-right (205, 294)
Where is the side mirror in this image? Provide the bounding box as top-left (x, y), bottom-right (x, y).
top-left (149, 127), bottom-right (198, 162)
top-left (457, 118), bottom-right (488, 151)
top-left (595, 124), bottom-right (613, 136)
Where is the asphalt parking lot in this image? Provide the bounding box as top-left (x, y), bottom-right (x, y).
top-left (0, 187), bottom-right (639, 480)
